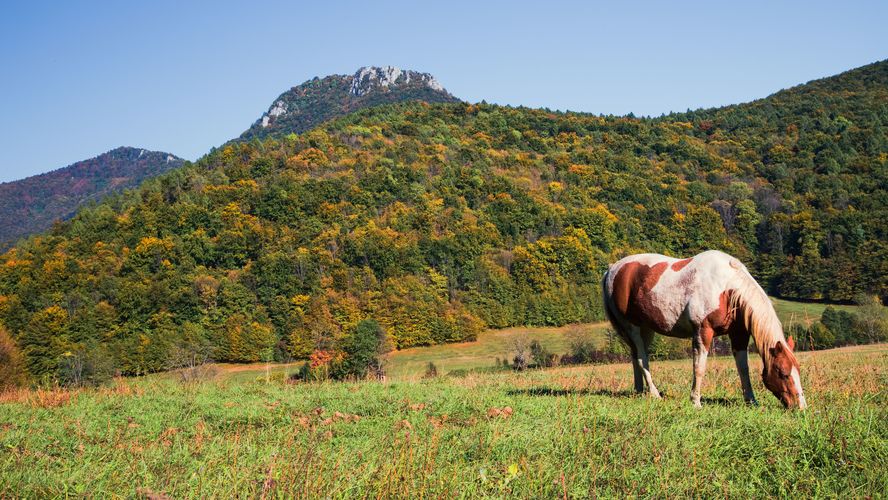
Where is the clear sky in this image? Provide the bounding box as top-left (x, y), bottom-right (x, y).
top-left (1, 0), bottom-right (886, 182)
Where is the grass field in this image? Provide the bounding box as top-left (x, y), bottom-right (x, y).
top-left (1, 343), bottom-right (886, 497)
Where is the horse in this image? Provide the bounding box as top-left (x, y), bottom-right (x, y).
top-left (602, 250), bottom-right (806, 409)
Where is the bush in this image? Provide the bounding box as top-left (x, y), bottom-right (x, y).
top-left (648, 335), bottom-right (691, 360)
top-left (423, 361), bottom-right (439, 379)
top-left (293, 319), bottom-right (387, 383)
top-left (511, 334), bottom-right (529, 371)
top-left (563, 326), bottom-right (598, 363)
top-left (806, 322), bottom-right (835, 350)
top-left (529, 340), bottom-right (557, 368)
top-left (603, 329), bottom-right (630, 357)
top-left (560, 328), bottom-right (631, 365)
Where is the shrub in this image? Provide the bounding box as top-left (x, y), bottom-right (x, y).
top-left (529, 340), bottom-right (557, 368)
top-left (511, 334), bottom-right (529, 371)
top-left (560, 328), bottom-right (631, 365)
top-left (565, 326), bottom-right (598, 363)
top-left (603, 328), bottom-right (630, 357)
top-left (806, 322), bottom-right (835, 350)
top-left (423, 362), bottom-right (439, 379)
top-left (648, 335), bottom-right (691, 360)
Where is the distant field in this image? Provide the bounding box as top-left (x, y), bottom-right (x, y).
top-left (1, 344), bottom-right (885, 497)
top-left (384, 297), bottom-right (867, 379)
top-left (384, 323), bottom-right (609, 379)
top-left (770, 297), bottom-right (859, 327)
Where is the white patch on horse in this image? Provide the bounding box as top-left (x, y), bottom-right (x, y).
top-left (791, 367), bottom-right (806, 409)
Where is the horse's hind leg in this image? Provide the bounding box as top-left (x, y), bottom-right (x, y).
top-left (628, 326), bottom-right (661, 398)
top-left (612, 324), bottom-right (644, 393)
top-left (627, 336), bottom-right (644, 394)
top-left (604, 290), bottom-right (644, 394)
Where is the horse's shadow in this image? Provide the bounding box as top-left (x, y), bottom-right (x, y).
top-left (506, 387), bottom-right (635, 398)
top-left (507, 386), bottom-right (743, 407)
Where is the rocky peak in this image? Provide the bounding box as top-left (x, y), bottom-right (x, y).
top-left (243, 66), bottom-right (459, 139)
top-left (349, 66), bottom-right (445, 96)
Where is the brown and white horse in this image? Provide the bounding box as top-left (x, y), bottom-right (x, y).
top-left (602, 250), bottom-right (806, 409)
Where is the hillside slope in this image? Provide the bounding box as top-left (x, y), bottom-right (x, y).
top-left (0, 67), bottom-right (456, 251)
top-left (239, 66), bottom-right (460, 141)
top-left (0, 61), bottom-right (885, 379)
top-left (0, 147), bottom-right (184, 250)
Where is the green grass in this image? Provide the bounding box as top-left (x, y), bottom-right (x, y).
top-left (2, 345), bottom-right (886, 497)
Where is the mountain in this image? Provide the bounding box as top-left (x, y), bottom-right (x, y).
top-left (1, 60), bottom-right (885, 380)
top-left (0, 147), bottom-right (184, 250)
top-left (0, 67), bottom-right (455, 250)
top-left (239, 66), bottom-right (460, 140)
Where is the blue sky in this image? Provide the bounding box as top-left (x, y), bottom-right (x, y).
top-left (1, 0), bottom-right (886, 182)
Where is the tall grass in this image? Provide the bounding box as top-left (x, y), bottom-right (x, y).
top-left (1, 345), bottom-right (885, 497)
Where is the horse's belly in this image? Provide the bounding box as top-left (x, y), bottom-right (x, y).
top-left (654, 306), bottom-right (695, 338)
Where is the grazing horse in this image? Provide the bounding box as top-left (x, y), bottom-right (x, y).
top-left (602, 250), bottom-right (806, 409)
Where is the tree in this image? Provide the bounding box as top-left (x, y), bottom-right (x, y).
top-left (853, 295), bottom-right (888, 344)
top-left (337, 319), bottom-right (384, 379)
top-left (0, 326), bottom-right (26, 389)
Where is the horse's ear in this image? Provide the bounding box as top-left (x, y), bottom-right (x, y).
top-left (769, 342), bottom-right (785, 357)
top-left (786, 336), bottom-right (795, 351)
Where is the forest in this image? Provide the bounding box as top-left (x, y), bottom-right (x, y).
top-left (0, 60), bottom-right (885, 383)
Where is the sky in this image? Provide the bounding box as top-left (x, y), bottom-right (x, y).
top-left (1, 1), bottom-right (886, 182)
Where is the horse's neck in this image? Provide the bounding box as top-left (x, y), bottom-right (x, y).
top-left (733, 298), bottom-right (782, 364)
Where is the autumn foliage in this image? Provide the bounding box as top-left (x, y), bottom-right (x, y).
top-left (0, 61), bottom-right (886, 380)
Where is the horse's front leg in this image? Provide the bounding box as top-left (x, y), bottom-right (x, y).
top-left (690, 328), bottom-right (713, 408)
top-left (729, 330), bottom-right (757, 405)
top-left (732, 349), bottom-right (757, 405)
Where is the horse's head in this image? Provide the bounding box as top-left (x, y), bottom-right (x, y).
top-left (763, 336), bottom-right (807, 409)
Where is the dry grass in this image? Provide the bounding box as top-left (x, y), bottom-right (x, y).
top-left (0, 386), bottom-right (79, 408)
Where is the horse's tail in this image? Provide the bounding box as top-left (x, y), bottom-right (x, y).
top-left (601, 268), bottom-right (621, 333)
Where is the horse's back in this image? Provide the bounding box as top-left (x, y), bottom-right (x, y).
top-left (604, 250), bottom-right (742, 336)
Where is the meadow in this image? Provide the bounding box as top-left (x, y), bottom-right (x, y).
top-left (1, 340), bottom-right (885, 497)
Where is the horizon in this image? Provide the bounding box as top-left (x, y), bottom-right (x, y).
top-left (1, 0), bottom-right (886, 183)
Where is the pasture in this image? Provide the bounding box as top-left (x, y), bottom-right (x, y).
top-left (1, 342), bottom-right (885, 497)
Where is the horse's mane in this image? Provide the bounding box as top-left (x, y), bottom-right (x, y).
top-left (727, 264), bottom-right (793, 370)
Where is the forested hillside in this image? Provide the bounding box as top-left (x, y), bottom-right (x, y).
top-left (0, 147), bottom-right (184, 250)
top-left (1, 60), bottom-right (885, 380)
